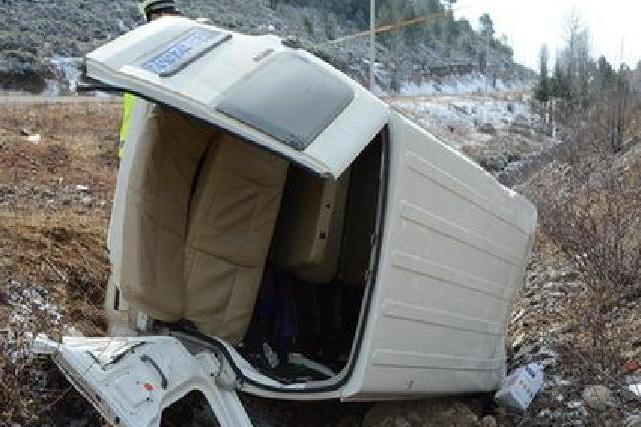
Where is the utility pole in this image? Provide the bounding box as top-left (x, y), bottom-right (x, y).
top-left (369, 0), bottom-right (376, 92)
top-left (485, 32), bottom-right (490, 94)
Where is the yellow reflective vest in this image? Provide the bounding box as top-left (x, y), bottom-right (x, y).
top-left (119, 93), bottom-right (135, 159)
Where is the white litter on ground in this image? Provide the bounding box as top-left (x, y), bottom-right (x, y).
top-left (495, 363), bottom-right (544, 411)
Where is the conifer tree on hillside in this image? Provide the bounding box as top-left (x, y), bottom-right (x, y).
top-left (479, 13), bottom-right (494, 38)
top-left (535, 45), bottom-right (550, 103)
top-left (443, 0), bottom-right (457, 11)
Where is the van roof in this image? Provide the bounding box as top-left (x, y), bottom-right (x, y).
top-left (85, 16), bottom-right (389, 178)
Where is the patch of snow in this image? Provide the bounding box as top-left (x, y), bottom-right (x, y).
top-left (629, 384), bottom-right (641, 397)
top-left (49, 56), bottom-right (83, 93)
top-left (42, 79), bottom-right (62, 96)
top-left (400, 73), bottom-right (531, 97)
top-left (391, 95), bottom-right (538, 142)
top-left (2, 280), bottom-right (64, 362)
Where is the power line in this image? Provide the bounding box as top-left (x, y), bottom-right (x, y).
top-left (320, 1), bottom-right (487, 46)
top-left (324, 11), bottom-right (450, 45)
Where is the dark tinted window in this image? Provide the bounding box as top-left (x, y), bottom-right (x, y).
top-left (216, 53), bottom-right (354, 150)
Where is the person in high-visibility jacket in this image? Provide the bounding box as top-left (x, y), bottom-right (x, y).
top-left (119, 0), bottom-right (182, 159)
top-left (118, 93), bottom-right (135, 159)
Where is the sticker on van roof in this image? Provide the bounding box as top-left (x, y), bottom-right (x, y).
top-left (141, 28), bottom-right (231, 77)
top-left (216, 53), bottom-right (355, 151)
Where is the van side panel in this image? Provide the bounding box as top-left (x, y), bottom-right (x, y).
top-left (343, 112), bottom-right (536, 398)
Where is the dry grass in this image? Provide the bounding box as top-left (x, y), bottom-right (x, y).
top-left (0, 99), bottom-right (120, 425)
top-left (515, 102), bottom-right (641, 423)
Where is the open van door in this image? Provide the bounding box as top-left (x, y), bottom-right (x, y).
top-left (85, 16), bottom-right (388, 178)
top-left (34, 336), bottom-right (252, 427)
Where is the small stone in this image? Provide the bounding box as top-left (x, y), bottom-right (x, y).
top-left (567, 401), bottom-right (583, 409)
top-left (538, 409), bottom-right (552, 418)
top-left (480, 415), bottom-right (497, 427)
top-left (511, 333), bottom-right (525, 349)
top-left (582, 385), bottom-right (612, 410)
top-left (478, 122), bottom-right (496, 135)
top-left (335, 415), bottom-right (361, 427)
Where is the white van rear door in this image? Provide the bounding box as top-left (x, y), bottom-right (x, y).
top-left (85, 16), bottom-right (388, 178)
top-left (36, 336), bottom-right (251, 427)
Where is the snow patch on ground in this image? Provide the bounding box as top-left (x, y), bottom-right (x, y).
top-left (391, 96), bottom-right (538, 140)
top-left (49, 57), bottom-right (84, 94)
top-left (400, 73), bottom-right (531, 97)
top-left (1, 280), bottom-right (63, 362)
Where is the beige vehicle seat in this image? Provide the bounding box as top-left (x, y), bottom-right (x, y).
top-left (117, 106), bottom-right (287, 344)
top-left (184, 134), bottom-right (288, 344)
top-left (271, 168), bottom-right (350, 283)
top-left (119, 106), bottom-right (212, 322)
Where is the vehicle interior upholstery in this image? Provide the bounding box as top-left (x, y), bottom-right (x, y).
top-left (114, 105), bottom-right (384, 383)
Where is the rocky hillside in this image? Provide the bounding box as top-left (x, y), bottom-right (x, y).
top-left (1, 0), bottom-right (532, 93)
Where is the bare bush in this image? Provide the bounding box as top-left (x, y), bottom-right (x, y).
top-left (530, 164), bottom-right (641, 376)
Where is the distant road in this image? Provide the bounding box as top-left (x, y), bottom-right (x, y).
top-left (0, 95), bottom-right (119, 105)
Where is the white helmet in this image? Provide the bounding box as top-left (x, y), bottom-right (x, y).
top-left (138, 0), bottom-right (179, 20)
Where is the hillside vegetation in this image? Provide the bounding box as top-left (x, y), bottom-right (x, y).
top-left (1, 0), bottom-right (528, 93)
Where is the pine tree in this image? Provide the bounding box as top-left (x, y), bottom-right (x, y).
top-left (551, 60), bottom-right (571, 100)
top-left (479, 13), bottom-right (494, 38)
top-left (443, 0), bottom-right (457, 11)
top-left (535, 45), bottom-right (550, 102)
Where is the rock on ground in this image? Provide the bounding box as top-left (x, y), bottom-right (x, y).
top-left (361, 399), bottom-right (492, 427)
top-left (582, 385), bottom-right (613, 411)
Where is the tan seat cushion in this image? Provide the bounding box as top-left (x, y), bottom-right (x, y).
top-left (115, 106), bottom-right (287, 343)
top-left (184, 134), bottom-right (288, 344)
top-left (119, 107), bottom-right (214, 321)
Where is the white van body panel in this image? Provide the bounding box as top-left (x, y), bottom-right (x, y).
top-left (85, 16), bottom-right (388, 179)
top-left (50, 17), bottom-right (538, 423)
top-left (342, 112), bottom-right (536, 399)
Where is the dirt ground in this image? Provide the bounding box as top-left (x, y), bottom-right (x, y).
top-left (1, 97), bottom-right (600, 426)
top-left (0, 100), bottom-right (119, 330)
top-left (0, 100), bottom-right (119, 424)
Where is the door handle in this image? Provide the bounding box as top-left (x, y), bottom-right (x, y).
top-left (140, 354), bottom-right (168, 390)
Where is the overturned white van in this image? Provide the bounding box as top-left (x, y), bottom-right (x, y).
top-left (41, 16), bottom-right (537, 427)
